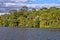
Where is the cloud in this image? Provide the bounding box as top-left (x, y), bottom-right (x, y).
top-left (5, 3), bottom-right (16, 6)
top-left (27, 4), bottom-right (60, 8)
top-left (0, 0), bottom-right (35, 2)
top-left (4, 3), bottom-right (60, 8)
top-left (14, 0), bottom-right (35, 2)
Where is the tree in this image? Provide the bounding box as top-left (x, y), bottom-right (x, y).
top-left (0, 6), bottom-right (60, 28)
top-left (20, 6), bottom-right (29, 17)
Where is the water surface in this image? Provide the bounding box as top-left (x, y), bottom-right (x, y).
top-left (0, 27), bottom-right (60, 40)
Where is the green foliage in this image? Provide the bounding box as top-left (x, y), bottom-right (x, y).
top-left (0, 6), bottom-right (60, 28)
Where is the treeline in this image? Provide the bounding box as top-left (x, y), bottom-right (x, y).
top-left (0, 6), bottom-right (60, 28)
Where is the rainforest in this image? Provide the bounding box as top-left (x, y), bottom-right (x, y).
top-left (0, 6), bottom-right (60, 28)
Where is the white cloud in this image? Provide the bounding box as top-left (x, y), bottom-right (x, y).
top-left (14, 0), bottom-right (35, 2)
top-left (0, 0), bottom-right (36, 2)
top-left (4, 3), bottom-right (60, 8)
top-left (11, 0), bottom-right (28, 2)
top-left (5, 3), bottom-right (16, 6)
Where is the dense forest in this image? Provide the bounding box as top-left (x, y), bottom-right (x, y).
top-left (0, 6), bottom-right (60, 28)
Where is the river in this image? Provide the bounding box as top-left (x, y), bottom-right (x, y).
top-left (0, 27), bottom-right (60, 40)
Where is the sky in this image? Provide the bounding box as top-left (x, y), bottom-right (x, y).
top-left (0, 0), bottom-right (60, 8)
top-left (0, 0), bottom-right (60, 14)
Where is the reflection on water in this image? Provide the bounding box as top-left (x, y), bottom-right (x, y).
top-left (0, 27), bottom-right (60, 40)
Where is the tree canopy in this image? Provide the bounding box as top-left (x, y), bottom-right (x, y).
top-left (0, 6), bottom-right (60, 28)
